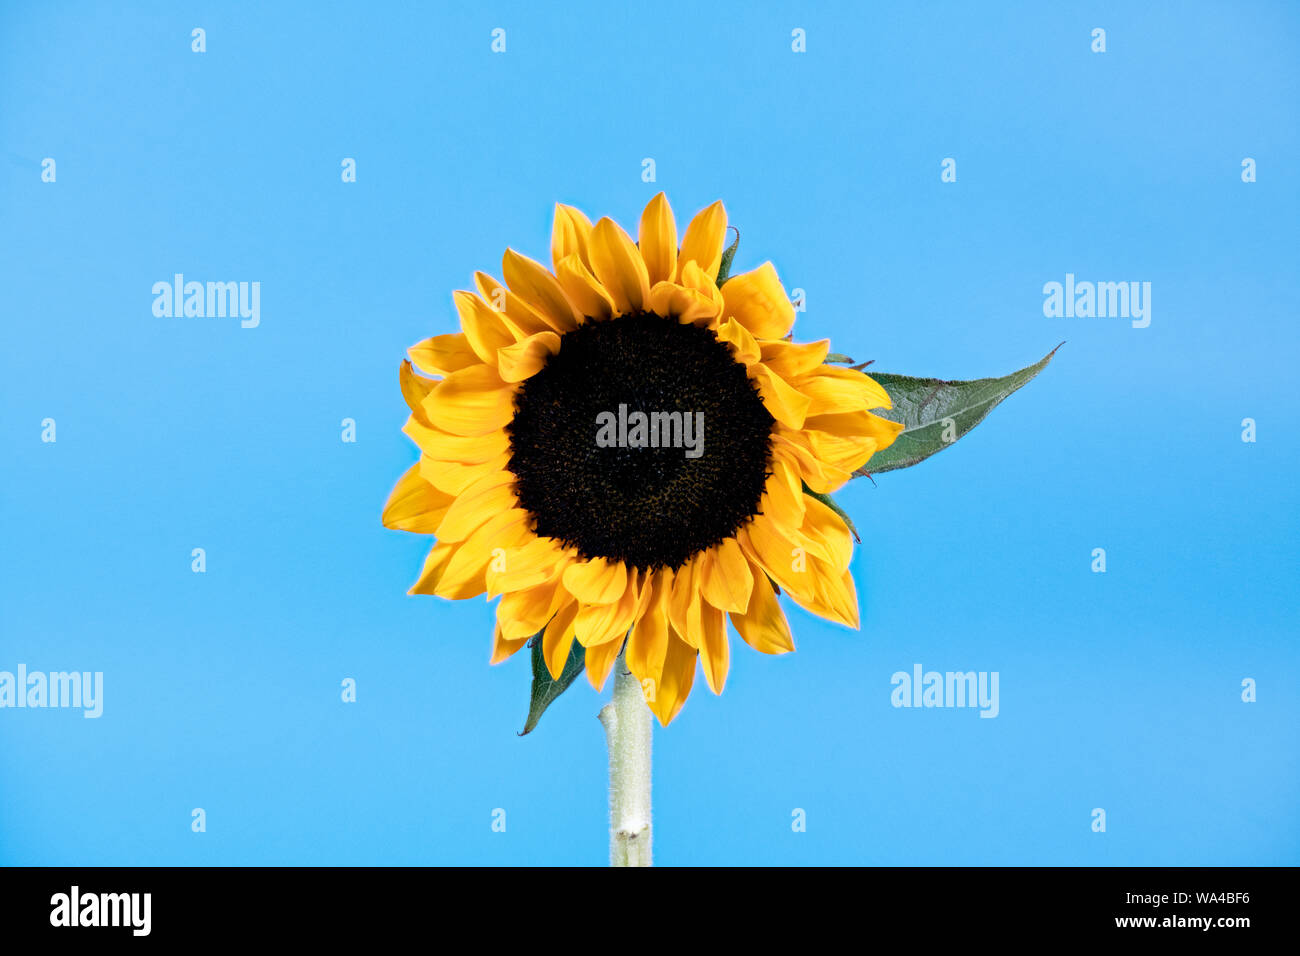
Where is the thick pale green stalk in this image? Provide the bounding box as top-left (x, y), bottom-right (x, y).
top-left (598, 649), bottom-right (653, 866)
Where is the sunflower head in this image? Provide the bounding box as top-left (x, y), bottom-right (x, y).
top-left (383, 195), bottom-right (903, 725)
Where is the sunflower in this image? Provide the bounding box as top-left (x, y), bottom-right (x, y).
top-left (382, 194), bottom-right (903, 725)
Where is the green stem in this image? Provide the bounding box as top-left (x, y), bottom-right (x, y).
top-left (598, 648), bottom-right (653, 866)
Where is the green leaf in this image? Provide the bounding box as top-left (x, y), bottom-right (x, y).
top-left (856, 344), bottom-right (1061, 476)
top-left (714, 227), bottom-right (740, 287)
top-left (519, 633), bottom-right (586, 735)
top-left (824, 352), bottom-right (856, 365)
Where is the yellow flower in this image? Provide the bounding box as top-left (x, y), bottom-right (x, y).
top-left (383, 195), bottom-right (903, 725)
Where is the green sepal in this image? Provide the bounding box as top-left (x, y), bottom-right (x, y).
top-left (715, 228), bottom-right (740, 287)
top-left (519, 633), bottom-right (586, 735)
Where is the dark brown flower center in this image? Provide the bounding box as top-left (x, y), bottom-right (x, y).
top-left (506, 312), bottom-right (774, 570)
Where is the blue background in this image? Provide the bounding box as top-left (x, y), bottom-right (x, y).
top-left (2, 1), bottom-right (1296, 866)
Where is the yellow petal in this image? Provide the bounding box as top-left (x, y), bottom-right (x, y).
top-left (803, 428), bottom-right (877, 477)
top-left (434, 469), bottom-right (517, 543)
top-left (677, 200), bottom-right (727, 282)
top-left (647, 279), bottom-right (721, 326)
top-left (496, 331), bottom-right (560, 383)
top-left (551, 203), bottom-right (595, 273)
top-left (793, 365), bottom-right (892, 416)
top-left (762, 454), bottom-right (806, 533)
top-left (589, 217), bottom-right (651, 315)
top-left (490, 623), bottom-right (530, 664)
top-left (759, 490), bottom-right (833, 565)
top-left (804, 408), bottom-right (905, 451)
top-left (555, 254), bottom-right (615, 321)
top-left (699, 538), bottom-right (754, 613)
top-left (408, 333), bottom-right (481, 377)
top-left (422, 364), bottom-right (516, 437)
top-left (697, 601), bottom-right (729, 694)
top-left (498, 575), bottom-right (564, 640)
top-left (402, 417), bottom-right (510, 465)
top-left (574, 569), bottom-right (642, 647)
top-left (542, 598), bottom-right (580, 679)
top-left (562, 556), bottom-right (628, 605)
top-left (646, 634), bottom-right (697, 726)
top-left (737, 519), bottom-right (814, 604)
top-left (812, 564), bottom-right (860, 628)
top-left (715, 317), bottom-right (760, 365)
top-left (729, 568), bottom-right (795, 655)
top-left (627, 570), bottom-right (671, 680)
top-left (759, 338), bottom-right (830, 379)
top-left (408, 541), bottom-right (455, 595)
top-left (419, 449), bottom-right (511, 497)
top-left (453, 290), bottom-right (518, 366)
top-left (750, 363), bottom-right (811, 428)
top-left (772, 430), bottom-right (839, 494)
top-left (780, 431), bottom-right (852, 494)
top-left (742, 522), bottom-right (857, 628)
top-left (799, 493), bottom-right (854, 573)
top-left (503, 249), bottom-right (581, 329)
top-left (382, 462), bottom-right (454, 533)
top-left (584, 634), bottom-right (625, 692)
top-left (638, 193), bottom-right (678, 285)
top-left (676, 260), bottom-right (726, 322)
top-left (487, 535), bottom-right (569, 598)
top-left (633, 568), bottom-right (658, 617)
top-left (721, 262), bottom-right (795, 340)
top-left (399, 361), bottom-right (437, 424)
top-left (473, 271), bottom-right (562, 337)
top-left (434, 509), bottom-right (531, 600)
top-left (666, 556), bottom-right (702, 648)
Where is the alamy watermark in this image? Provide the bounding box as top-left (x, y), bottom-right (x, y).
top-left (0, 665), bottom-right (103, 718)
top-left (1042, 273), bottom-right (1151, 328)
top-left (152, 274), bottom-right (260, 328)
top-left (595, 404), bottom-right (704, 459)
top-left (50, 886), bottom-right (150, 936)
top-left (891, 663), bottom-right (999, 718)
